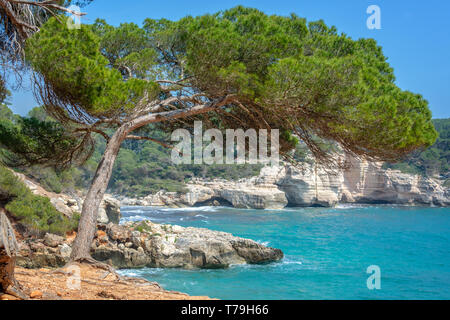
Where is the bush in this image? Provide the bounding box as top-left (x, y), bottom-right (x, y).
top-left (384, 119), bottom-right (449, 177)
top-left (0, 165), bottom-right (79, 235)
top-left (0, 164), bottom-right (30, 197)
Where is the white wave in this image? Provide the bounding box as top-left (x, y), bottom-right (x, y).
top-left (159, 206), bottom-right (220, 212)
top-left (120, 215), bottom-right (166, 224)
top-left (117, 267), bottom-right (163, 277)
top-left (120, 215), bottom-right (148, 222)
top-left (256, 240), bottom-right (270, 246)
top-left (334, 204), bottom-right (366, 209)
top-left (281, 257), bottom-right (303, 265)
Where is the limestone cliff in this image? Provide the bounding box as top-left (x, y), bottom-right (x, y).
top-left (121, 155), bottom-right (449, 209)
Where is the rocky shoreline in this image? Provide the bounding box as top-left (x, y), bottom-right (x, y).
top-left (15, 220), bottom-right (283, 270)
top-left (10, 170), bottom-right (283, 271)
top-left (3, 158), bottom-right (448, 300)
top-left (9, 155), bottom-right (449, 272)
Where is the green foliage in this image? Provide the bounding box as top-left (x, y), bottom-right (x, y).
top-left (0, 164), bottom-right (30, 197)
top-left (0, 164), bottom-right (79, 235)
top-left (26, 17), bottom-right (159, 119)
top-left (0, 110), bottom-right (82, 168)
top-left (0, 103), bottom-right (17, 122)
top-left (383, 118), bottom-right (450, 177)
top-left (0, 76), bottom-right (9, 104)
top-left (134, 221), bottom-right (152, 233)
top-left (145, 6), bottom-right (437, 161)
top-left (92, 19), bottom-right (158, 79)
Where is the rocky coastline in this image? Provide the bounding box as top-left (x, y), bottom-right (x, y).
top-left (2, 157), bottom-right (448, 300)
top-left (120, 156), bottom-right (450, 209)
top-left (15, 220), bottom-right (283, 270)
top-left (9, 171), bottom-right (283, 271)
top-left (8, 155), bottom-right (449, 272)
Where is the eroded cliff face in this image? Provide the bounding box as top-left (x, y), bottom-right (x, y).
top-left (339, 157), bottom-right (448, 206)
top-left (121, 177), bottom-right (289, 209)
top-left (121, 155), bottom-right (449, 209)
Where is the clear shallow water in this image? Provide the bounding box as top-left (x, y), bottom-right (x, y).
top-left (118, 205), bottom-right (450, 300)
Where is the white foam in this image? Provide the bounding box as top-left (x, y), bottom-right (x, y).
top-left (256, 240), bottom-right (270, 246)
top-left (281, 257), bottom-right (303, 266)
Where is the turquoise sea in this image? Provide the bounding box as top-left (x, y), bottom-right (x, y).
top-left (118, 205), bottom-right (450, 300)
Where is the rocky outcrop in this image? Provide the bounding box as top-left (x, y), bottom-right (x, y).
top-left (121, 180), bottom-right (288, 209)
top-left (121, 155), bottom-right (449, 209)
top-left (97, 195), bottom-right (121, 224)
top-left (16, 221), bottom-right (284, 270)
top-left (277, 166), bottom-right (342, 207)
top-left (93, 221), bottom-right (283, 269)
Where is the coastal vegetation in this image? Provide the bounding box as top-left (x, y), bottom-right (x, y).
top-left (0, 164), bottom-right (79, 235)
top-left (384, 118), bottom-right (449, 179)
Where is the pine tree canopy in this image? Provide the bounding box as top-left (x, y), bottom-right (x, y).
top-left (23, 6), bottom-right (437, 166)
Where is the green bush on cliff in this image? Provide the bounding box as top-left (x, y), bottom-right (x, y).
top-left (0, 165), bottom-right (79, 235)
top-left (383, 118), bottom-right (450, 177)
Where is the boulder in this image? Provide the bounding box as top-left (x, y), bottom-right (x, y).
top-left (106, 223), bottom-right (130, 242)
top-left (97, 195), bottom-right (121, 224)
top-left (91, 220), bottom-right (284, 269)
top-left (58, 244), bottom-right (72, 258)
top-left (43, 233), bottom-right (64, 248)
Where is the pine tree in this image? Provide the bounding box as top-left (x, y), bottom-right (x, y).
top-left (6, 7), bottom-right (439, 262)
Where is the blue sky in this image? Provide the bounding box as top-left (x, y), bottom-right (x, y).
top-left (8, 0), bottom-right (450, 118)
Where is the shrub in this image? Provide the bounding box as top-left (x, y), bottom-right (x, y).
top-left (0, 165), bottom-right (79, 235)
top-left (135, 221), bottom-right (152, 233)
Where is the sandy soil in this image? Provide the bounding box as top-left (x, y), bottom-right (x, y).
top-left (0, 264), bottom-right (210, 300)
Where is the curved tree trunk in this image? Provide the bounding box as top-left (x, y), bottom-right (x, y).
top-left (70, 126), bottom-right (129, 260)
top-left (0, 210), bottom-right (18, 292)
top-left (70, 100), bottom-right (228, 261)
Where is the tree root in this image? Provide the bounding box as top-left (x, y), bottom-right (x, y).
top-left (4, 284), bottom-right (28, 300)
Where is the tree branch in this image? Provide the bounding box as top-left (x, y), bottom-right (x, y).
top-left (127, 94), bottom-right (236, 133)
top-left (75, 127), bottom-right (110, 142)
top-left (8, 0), bottom-right (87, 16)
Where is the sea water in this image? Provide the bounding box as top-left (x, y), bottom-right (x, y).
top-left (118, 205), bottom-right (450, 300)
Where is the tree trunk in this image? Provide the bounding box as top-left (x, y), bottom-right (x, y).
top-left (70, 99), bottom-right (229, 261)
top-left (0, 210), bottom-right (26, 299)
top-left (70, 126), bottom-right (129, 260)
top-left (0, 249), bottom-right (15, 292)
